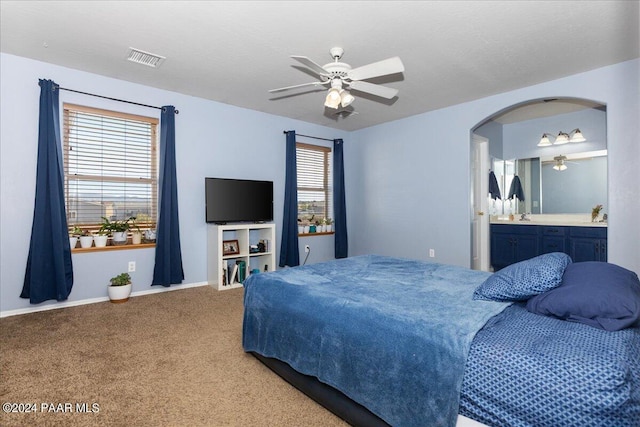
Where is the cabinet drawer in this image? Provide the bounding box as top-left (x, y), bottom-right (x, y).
top-left (569, 227), bottom-right (607, 239)
top-left (542, 226), bottom-right (567, 236)
top-left (490, 224), bottom-right (539, 235)
top-left (541, 236), bottom-right (566, 254)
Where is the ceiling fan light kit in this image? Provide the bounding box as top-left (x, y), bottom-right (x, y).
top-left (270, 47), bottom-right (404, 113)
top-left (553, 155), bottom-right (568, 171)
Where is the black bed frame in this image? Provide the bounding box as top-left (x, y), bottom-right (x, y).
top-left (250, 352), bottom-right (391, 427)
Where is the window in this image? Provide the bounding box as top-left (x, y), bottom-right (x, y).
top-left (296, 143), bottom-right (332, 227)
top-left (63, 103), bottom-right (158, 234)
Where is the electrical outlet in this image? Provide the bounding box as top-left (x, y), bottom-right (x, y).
top-left (128, 261), bottom-right (136, 272)
top-left (304, 245), bottom-right (310, 253)
top-left (429, 249), bottom-right (435, 258)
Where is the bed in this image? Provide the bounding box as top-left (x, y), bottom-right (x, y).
top-left (242, 254), bottom-right (640, 427)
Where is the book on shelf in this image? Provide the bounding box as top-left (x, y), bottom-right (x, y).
top-left (259, 239), bottom-right (271, 252)
top-left (236, 260), bottom-right (246, 283)
top-left (231, 264), bottom-right (238, 284)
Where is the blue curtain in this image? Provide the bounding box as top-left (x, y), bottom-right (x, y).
top-left (333, 138), bottom-right (348, 258)
top-left (152, 106), bottom-right (184, 286)
top-left (21, 79), bottom-right (74, 303)
top-left (279, 130), bottom-right (300, 267)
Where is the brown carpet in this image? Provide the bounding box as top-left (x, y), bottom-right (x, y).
top-left (0, 286), bottom-right (347, 427)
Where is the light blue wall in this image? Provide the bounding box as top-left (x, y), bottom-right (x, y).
top-left (0, 53), bottom-right (345, 313)
top-left (473, 120), bottom-right (503, 159)
top-left (2, 53), bottom-right (639, 314)
top-left (476, 107), bottom-right (607, 161)
top-left (502, 108), bottom-right (607, 160)
top-left (347, 59), bottom-right (639, 272)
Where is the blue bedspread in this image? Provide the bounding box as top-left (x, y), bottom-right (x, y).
top-left (460, 303), bottom-right (640, 427)
top-left (242, 255), bottom-right (509, 427)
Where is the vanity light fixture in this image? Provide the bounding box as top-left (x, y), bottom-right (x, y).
top-left (554, 132), bottom-right (570, 145)
top-left (568, 128), bottom-right (586, 142)
top-left (537, 129), bottom-right (586, 147)
top-left (537, 133), bottom-right (554, 147)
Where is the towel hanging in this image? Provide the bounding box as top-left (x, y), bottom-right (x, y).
top-left (489, 171), bottom-right (501, 200)
top-left (508, 175), bottom-right (525, 201)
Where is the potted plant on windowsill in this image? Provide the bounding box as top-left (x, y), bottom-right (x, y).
top-left (69, 226), bottom-right (82, 249)
top-left (100, 217), bottom-right (131, 246)
top-left (108, 272), bottom-right (132, 303)
top-left (129, 217), bottom-right (143, 245)
top-left (325, 217), bottom-right (333, 233)
top-left (79, 229), bottom-right (94, 248)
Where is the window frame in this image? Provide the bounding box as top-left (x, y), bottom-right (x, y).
top-left (296, 142), bottom-right (333, 235)
top-left (63, 103), bottom-right (159, 250)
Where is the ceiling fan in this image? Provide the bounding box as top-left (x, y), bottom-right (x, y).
top-left (269, 47), bottom-right (404, 109)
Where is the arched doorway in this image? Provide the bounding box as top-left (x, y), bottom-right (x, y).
top-left (470, 98), bottom-right (607, 271)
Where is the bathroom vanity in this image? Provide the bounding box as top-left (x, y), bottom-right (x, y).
top-left (490, 216), bottom-right (607, 271)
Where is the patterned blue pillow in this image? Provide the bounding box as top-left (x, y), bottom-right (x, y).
top-left (473, 252), bottom-right (572, 302)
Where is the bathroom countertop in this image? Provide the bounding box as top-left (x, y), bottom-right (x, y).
top-left (490, 215), bottom-right (607, 227)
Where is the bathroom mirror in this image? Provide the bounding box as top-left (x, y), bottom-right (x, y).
top-left (512, 150), bottom-right (607, 214)
top-left (481, 98), bottom-right (607, 217)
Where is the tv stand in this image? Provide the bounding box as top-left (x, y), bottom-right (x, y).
top-left (207, 223), bottom-right (276, 291)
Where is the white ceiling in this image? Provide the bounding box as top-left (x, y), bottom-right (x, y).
top-left (1, 1), bottom-right (638, 131)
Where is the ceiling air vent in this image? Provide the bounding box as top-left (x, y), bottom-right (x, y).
top-left (126, 48), bottom-right (165, 68)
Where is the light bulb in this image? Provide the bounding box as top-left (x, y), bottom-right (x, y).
top-left (537, 134), bottom-right (552, 147)
top-left (554, 132), bottom-right (569, 145)
top-left (324, 88), bottom-right (341, 109)
top-left (340, 90), bottom-right (355, 108)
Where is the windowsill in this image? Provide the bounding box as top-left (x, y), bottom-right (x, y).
top-left (298, 232), bottom-right (335, 237)
top-left (71, 243), bottom-right (155, 253)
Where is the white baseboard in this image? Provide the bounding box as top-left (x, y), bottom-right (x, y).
top-left (0, 281), bottom-right (210, 318)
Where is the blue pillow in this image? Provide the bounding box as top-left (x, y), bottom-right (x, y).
top-left (526, 262), bottom-right (640, 331)
top-left (473, 252), bottom-right (571, 302)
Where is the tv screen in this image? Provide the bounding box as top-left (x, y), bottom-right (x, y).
top-left (205, 178), bottom-right (273, 224)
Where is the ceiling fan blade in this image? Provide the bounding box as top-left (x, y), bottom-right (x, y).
top-left (347, 56), bottom-right (405, 81)
top-left (291, 56), bottom-right (330, 77)
top-left (268, 81), bottom-right (326, 93)
top-left (348, 80), bottom-right (399, 99)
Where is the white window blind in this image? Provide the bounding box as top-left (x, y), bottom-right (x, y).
top-left (296, 143), bottom-right (332, 223)
top-left (63, 103), bottom-right (158, 231)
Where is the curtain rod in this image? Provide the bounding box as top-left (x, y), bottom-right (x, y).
top-left (283, 131), bottom-right (333, 142)
top-left (59, 87), bottom-right (179, 114)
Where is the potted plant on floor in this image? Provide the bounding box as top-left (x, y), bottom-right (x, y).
top-left (108, 272), bottom-right (132, 303)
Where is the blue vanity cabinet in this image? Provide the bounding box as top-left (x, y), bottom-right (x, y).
top-left (569, 227), bottom-right (607, 262)
top-left (490, 224), bottom-right (540, 271)
top-left (540, 226), bottom-right (568, 254)
top-left (491, 223), bottom-right (607, 270)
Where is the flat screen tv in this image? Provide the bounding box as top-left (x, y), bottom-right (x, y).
top-left (205, 178), bottom-right (273, 224)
